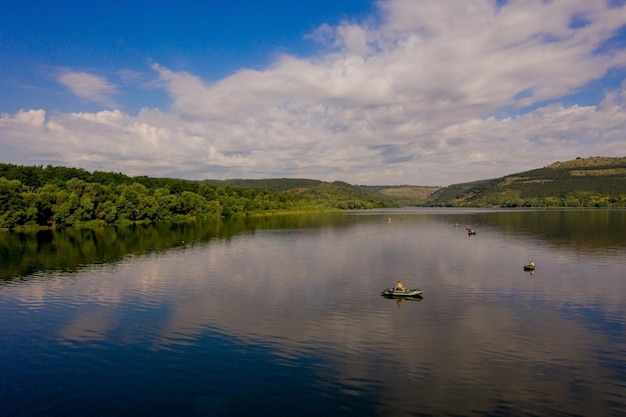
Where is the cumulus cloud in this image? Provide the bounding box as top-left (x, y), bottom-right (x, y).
top-left (2, 0), bottom-right (626, 185)
top-left (57, 71), bottom-right (118, 107)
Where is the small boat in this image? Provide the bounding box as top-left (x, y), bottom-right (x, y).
top-left (382, 293), bottom-right (423, 302)
top-left (381, 288), bottom-right (424, 297)
top-left (523, 264), bottom-right (535, 271)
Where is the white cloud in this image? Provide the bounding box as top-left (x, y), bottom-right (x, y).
top-left (57, 71), bottom-right (118, 107)
top-left (2, 0), bottom-right (626, 185)
top-left (0, 109), bottom-right (46, 128)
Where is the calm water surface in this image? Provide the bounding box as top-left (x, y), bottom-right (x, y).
top-left (1, 208), bottom-right (625, 416)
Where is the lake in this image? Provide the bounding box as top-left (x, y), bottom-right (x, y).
top-left (1, 208), bottom-right (625, 417)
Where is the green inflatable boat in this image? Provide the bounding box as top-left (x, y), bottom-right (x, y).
top-left (381, 288), bottom-right (424, 297)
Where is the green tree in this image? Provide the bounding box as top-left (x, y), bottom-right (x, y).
top-left (115, 183), bottom-right (150, 221)
top-left (0, 178), bottom-right (25, 229)
top-left (177, 191), bottom-right (209, 215)
top-left (95, 200), bottom-right (118, 224)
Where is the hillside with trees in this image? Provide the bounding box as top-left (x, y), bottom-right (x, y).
top-left (3, 156), bottom-right (626, 230)
top-left (425, 156), bottom-right (626, 208)
top-left (359, 185), bottom-right (441, 206)
top-left (0, 164), bottom-right (396, 230)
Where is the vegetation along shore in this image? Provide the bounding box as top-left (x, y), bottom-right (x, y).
top-left (0, 164), bottom-right (396, 230)
top-left (1, 156), bottom-right (625, 230)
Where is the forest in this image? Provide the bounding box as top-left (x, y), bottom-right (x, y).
top-left (0, 164), bottom-right (395, 229)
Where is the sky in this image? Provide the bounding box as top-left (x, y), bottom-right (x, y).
top-left (1, 0), bottom-right (626, 186)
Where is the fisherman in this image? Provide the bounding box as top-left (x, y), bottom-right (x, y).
top-left (394, 280), bottom-right (404, 291)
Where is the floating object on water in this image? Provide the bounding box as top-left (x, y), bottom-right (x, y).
top-left (381, 288), bottom-right (424, 297)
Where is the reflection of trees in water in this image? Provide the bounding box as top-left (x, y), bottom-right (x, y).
top-left (432, 209), bottom-right (626, 252)
top-left (490, 210), bottom-right (626, 251)
top-left (0, 213), bottom-right (354, 282)
top-left (3, 209), bottom-right (625, 282)
top-left (1, 219), bottom-right (221, 281)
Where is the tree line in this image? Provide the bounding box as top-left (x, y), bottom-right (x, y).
top-left (0, 164), bottom-right (392, 229)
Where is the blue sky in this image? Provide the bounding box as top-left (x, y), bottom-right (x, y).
top-left (1, 0), bottom-right (626, 185)
top-left (1, 1), bottom-right (373, 113)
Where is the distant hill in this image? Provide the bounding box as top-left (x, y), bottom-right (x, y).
top-left (203, 178), bottom-right (323, 191)
top-left (205, 179), bottom-right (439, 207)
top-left (203, 178), bottom-right (399, 208)
top-left (359, 185), bottom-right (441, 206)
top-left (425, 156), bottom-right (626, 208)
